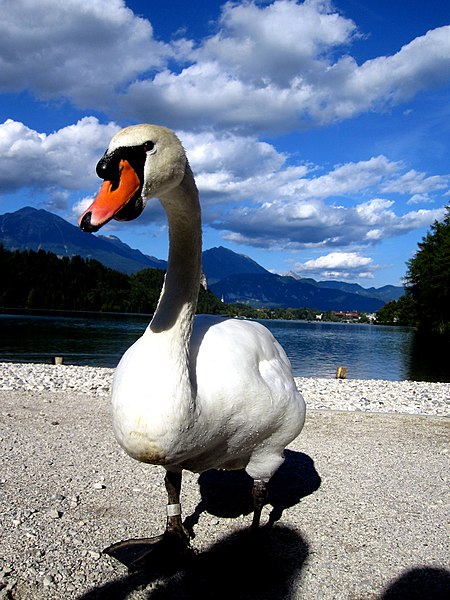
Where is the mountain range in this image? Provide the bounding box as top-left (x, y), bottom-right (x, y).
top-left (0, 206), bottom-right (404, 311)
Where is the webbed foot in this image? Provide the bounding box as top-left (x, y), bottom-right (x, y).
top-left (103, 531), bottom-right (193, 573)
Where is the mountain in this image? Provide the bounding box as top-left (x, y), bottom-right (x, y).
top-left (96, 234), bottom-right (167, 271)
top-left (209, 273), bottom-right (385, 312)
top-left (1, 206), bottom-right (402, 311)
top-left (287, 271), bottom-right (404, 303)
top-left (202, 246), bottom-right (270, 284)
top-left (318, 280), bottom-right (404, 303)
top-left (0, 206), bottom-right (167, 274)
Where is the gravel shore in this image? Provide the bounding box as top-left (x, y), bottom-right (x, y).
top-left (1, 362), bottom-right (449, 416)
top-left (0, 363), bottom-right (449, 599)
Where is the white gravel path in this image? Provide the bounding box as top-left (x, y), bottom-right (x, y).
top-left (0, 363), bottom-right (449, 599)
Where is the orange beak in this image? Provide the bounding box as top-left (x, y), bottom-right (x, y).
top-left (78, 159), bottom-right (141, 232)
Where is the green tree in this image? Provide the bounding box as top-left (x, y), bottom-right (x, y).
top-left (197, 286), bottom-right (225, 314)
top-left (376, 295), bottom-right (417, 326)
top-left (129, 268), bottom-right (165, 313)
top-left (404, 206), bottom-right (450, 335)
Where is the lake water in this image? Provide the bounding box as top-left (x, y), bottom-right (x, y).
top-left (1, 310), bottom-right (449, 382)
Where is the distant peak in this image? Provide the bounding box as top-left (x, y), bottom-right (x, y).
top-left (99, 234), bottom-right (121, 241)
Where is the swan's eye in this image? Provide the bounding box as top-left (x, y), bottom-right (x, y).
top-left (144, 141), bottom-right (155, 153)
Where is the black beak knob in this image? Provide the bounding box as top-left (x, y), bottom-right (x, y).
top-left (79, 211), bottom-right (100, 233)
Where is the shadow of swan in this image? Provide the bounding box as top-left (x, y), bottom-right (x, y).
top-left (78, 525), bottom-right (309, 599)
top-left (185, 449), bottom-right (321, 532)
top-left (379, 566), bottom-right (450, 599)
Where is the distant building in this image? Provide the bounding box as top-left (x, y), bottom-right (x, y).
top-left (334, 311), bottom-right (360, 322)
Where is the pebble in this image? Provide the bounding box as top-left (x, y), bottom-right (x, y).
top-left (294, 376), bottom-right (449, 416)
top-left (0, 363), bottom-right (112, 397)
top-left (48, 509), bottom-right (62, 520)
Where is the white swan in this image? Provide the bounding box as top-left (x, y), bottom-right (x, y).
top-left (79, 124), bottom-right (306, 562)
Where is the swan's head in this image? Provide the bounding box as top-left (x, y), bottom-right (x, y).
top-left (79, 124), bottom-right (187, 233)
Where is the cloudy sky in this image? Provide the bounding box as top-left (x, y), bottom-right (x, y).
top-left (1, 0), bottom-right (449, 287)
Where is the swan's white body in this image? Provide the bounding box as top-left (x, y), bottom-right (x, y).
top-left (113, 314), bottom-right (304, 480)
top-left (79, 124), bottom-right (305, 540)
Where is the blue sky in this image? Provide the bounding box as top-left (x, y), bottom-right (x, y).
top-left (1, 0), bottom-right (449, 287)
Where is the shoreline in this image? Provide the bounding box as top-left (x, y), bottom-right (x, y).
top-left (0, 361), bottom-right (448, 417)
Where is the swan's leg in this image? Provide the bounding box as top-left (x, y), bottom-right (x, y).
top-left (251, 479), bottom-right (268, 529)
top-left (164, 470), bottom-right (189, 544)
top-left (103, 471), bottom-right (191, 570)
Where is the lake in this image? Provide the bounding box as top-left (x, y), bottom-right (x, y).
top-left (1, 310), bottom-right (449, 382)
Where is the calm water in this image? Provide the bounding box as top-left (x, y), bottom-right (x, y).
top-left (1, 310), bottom-right (449, 382)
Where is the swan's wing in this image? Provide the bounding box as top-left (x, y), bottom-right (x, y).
top-left (191, 316), bottom-right (305, 463)
top-left (192, 315), bottom-right (296, 390)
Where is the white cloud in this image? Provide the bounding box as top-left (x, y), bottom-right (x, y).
top-left (393, 207), bottom-right (446, 231)
top-left (200, 0), bottom-right (357, 87)
top-left (298, 251), bottom-right (373, 269)
top-left (365, 229), bottom-right (383, 241)
top-left (169, 135), bottom-right (447, 251)
top-left (341, 26), bottom-right (450, 112)
top-left (0, 117), bottom-right (119, 197)
top-left (283, 156), bottom-right (400, 199)
top-left (72, 196), bottom-right (95, 219)
top-left (212, 191), bottom-right (446, 251)
top-left (119, 7), bottom-right (450, 133)
top-left (294, 251), bottom-right (376, 279)
top-left (0, 0), bottom-right (171, 107)
top-left (407, 193), bottom-right (433, 205)
top-left (180, 130), bottom-right (312, 211)
top-left (1, 1), bottom-right (449, 133)
top-left (381, 169), bottom-right (449, 195)
top-left (182, 130), bottom-right (287, 180)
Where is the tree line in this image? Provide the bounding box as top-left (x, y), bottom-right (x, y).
top-left (376, 205), bottom-right (450, 336)
top-left (0, 246), bottom-right (320, 319)
top-left (0, 246), bottom-right (224, 314)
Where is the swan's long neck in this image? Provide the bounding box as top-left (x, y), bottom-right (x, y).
top-left (149, 162), bottom-right (202, 347)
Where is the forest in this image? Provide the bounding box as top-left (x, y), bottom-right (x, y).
top-left (0, 246), bottom-right (335, 320)
top-left (0, 246), bottom-right (223, 314)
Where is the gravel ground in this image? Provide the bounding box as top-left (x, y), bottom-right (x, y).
top-left (0, 363), bottom-right (449, 599)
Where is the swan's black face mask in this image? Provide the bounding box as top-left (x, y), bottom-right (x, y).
top-left (78, 143), bottom-right (152, 233)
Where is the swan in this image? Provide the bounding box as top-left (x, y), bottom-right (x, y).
top-left (79, 124), bottom-right (306, 565)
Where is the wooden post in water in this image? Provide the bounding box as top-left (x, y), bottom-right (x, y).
top-left (52, 356), bottom-right (64, 365)
top-left (336, 366), bottom-right (347, 379)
